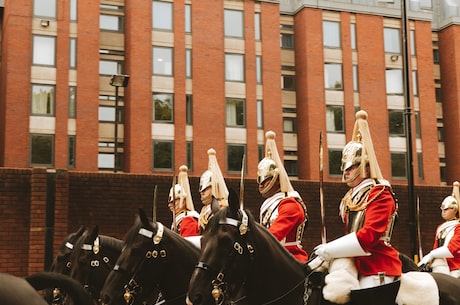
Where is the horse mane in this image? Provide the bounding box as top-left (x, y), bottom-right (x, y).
top-left (99, 235), bottom-right (124, 252)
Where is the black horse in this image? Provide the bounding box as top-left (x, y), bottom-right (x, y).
top-left (100, 208), bottom-right (200, 305)
top-left (69, 225), bottom-right (124, 304)
top-left (186, 194), bottom-right (460, 305)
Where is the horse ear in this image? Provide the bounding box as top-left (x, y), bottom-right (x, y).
top-left (88, 225), bottom-right (99, 242)
top-left (228, 187), bottom-right (239, 215)
top-left (76, 225), bottom-right (86, 236)
top-left (138, 208), bottom-right (150, 226)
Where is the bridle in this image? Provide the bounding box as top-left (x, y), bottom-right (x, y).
top-left (195, 209), bottom-right (313, 305)
top-left (195, 210), bottom-right (253, 305)
top-left (111, 222), bottom-right (187, 305)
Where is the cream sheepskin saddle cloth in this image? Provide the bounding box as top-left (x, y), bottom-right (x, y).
top-left (322, 258), bottom-right (439, 305)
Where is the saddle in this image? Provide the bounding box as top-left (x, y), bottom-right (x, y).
top-left (350, 280), bottom-right (400, 305)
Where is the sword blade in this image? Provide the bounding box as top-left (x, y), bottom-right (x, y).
top-left (319, 131), bottom-right (326, 244)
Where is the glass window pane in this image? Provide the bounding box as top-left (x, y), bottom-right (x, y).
top-left (34, 0), bottom-right (56, 18)
top-left (255, 13), bottom-right (261, 41)
top-left (350, 23), bottom-right (356, 50)
top-left (98, 153), bottom-right (114, 169)
top-left (323, 21), bottom-right (341, 48)
top-left (99, 60), bottom-right (119, 75)
top-left (185, 4), bottom-right (191, 33)
top-left (100, 15), bottom-right (122, 31)
top-left (225, 54), bottom-right (244, 81)
top-left (412, 70), bottom-right (418, 96)
top-left (282, 75), bottom-right (295, 90)
top-left (256, 56), bottom-right (262, 84)
top-left (30, 134), bottom-right (54, 165)
top-left (69, 86), bottom-right (76, 118)
top-left (153, 141), bottom-right (173, 169)
top-left (186, 141), bottom-right (193, 171)
top-left (70, 38), bottom-right (77, 68)
top-left (186, 94), bottom-right (193, 125)
top-left (186, 49), bottom-right (192, 78)
top-left (68, 136), bottom-right (76, 167)
top-left (352, 65), bottom-right (359, 92)
top-left (280, 33), bottom-right (294, 49)
top-left (388, 110), bottom-right (405, 136)
top-left (32, 85), bottom-right (55, 115)
top-left (70, 0), bottom-right (77, 21)
top-left (226, 98), bottom-right (245, 127)
top-left (324, 63), bottom-right (343, 90)
top-left (328, 149), bottom-right (342, 176)
top-left (326, 105), bottom-right (344, 132)
top-left (33, 36), bottom-right (55, 66)
top-left (153, 47), bottom-right (173, 75)
top-left (386, 69), bottom-right (403, 94)
top-left (257, 100), bottom-right (263, 129)
top-left (224, 9), bottom-right (243, 38)
top-left (99, 106), bottom-right (116, 122)
top-left (153, 93), bottom-right (173, 122)
top-left (391, 152), bottom-right (407, 178)
top-left (153, 1), bottom-right (173, 30)
top-left (384, 28), bottom-right (401, 54)
top-left (227, 145), bottom-right (245, 172)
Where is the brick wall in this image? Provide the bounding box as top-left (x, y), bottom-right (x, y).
top-left (0, 167), bottom-right (452, 276)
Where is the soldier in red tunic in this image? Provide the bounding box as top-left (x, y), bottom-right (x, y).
top-left (257, 130), bottom-right (309, 263)
top-left (168, 165), bottom-right (200, 237)
top-left (313, 110), bottom-right (402, 290)
top-left (418, 181), bottom-right (460, 277)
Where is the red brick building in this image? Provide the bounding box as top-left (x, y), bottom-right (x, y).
top-left (0, 0), bottom-right (459, 186)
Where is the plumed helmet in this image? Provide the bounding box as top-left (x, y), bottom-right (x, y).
top-left (199, 170), bottom-right (212, 192)
top-left (341, 141), bottom-right (364, 172)
top-left (257, 131), bottom-right (294, 195)
top-left (177, 165), bottom-right (195, 211)
top-left (342, 110), bottom-right (383, 182)
top-left (440, 181), bottom-right (460, 213)
top-left (168, 184), bottom-right (186, 202)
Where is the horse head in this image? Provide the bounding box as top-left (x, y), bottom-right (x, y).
top-left (70, 225), bottom-right (123, 303)
top-left (100, 208), bottom-right (200, 305)
top-left (50, 225), bottom-right (87, 275)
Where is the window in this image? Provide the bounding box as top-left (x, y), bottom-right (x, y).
top-left (350, 23), bottom-right (356, 50)
top-left (280, 33), bottom-right (294, 49)
top-left (186, 141), bottom-right (193, 171)
top-left (153, 140), bottom-right (173, 170)
top-left (33, 36), bottom-right (56, 66)
top-left (185, 4), bottom-right (191, 33)
top-left (99, 105), bottom-right (124, 123)
top-left (258, 145), bottom-right (264, 161)
top-left (153, 46), bottom-right (173, 76)
top-left (410, 30), bottom-right (416, 56)
top-left (257, 100), bottom-right (263, 129)
top-left (99, 60), bottom-right (123, 76)
top-left (415, 111), bottom-right (421, 138)
top-left (326, 105), bottom-right (344, 132)
top-left (32, 84), bottom-right (55, 116)
top-left (225, 54), bottom-right (244, 82)
top-left (437, 127), bottom-right (444, 141)
top-left (69, 86), bottom-right (76, 118)
top-left (391, 152), bottom-right (407, 178)
top-left (98, 151), bottom-right (123, 171)
top-left (256, 56), bottom-right (262, 84)
top-left (284, 160), bottom-right (298, 176)
top-left (70, 38), bottom-right (77, 69)
top-left (34, 0), bottom-right (56, 18)
top-left (186, 94), bottom-right (193, 125)
top-left (224, 9), bottom-right (244, 38)
top-left (100, 14), bottom-right (124, 31)
top-left (328, 149), bottom-right (342, 176)
top-left (68, 136), bottom-right (76, 168)
top-left (412, 70), bottom-right (418, 96)
top-left (30, 134), bottom-right (54, 166)
top-left (153, 1), bottom-right (173, 31)
top-left (388, 110), bottom-right (405, 136)
top-left (283, 118), bottom-right (297, 133)
top-left (186, 49), bottom-right (192, 78)
top-left (324, 63), bottom-right (343, 90)
top-left (435, 87), bottom-right (442, 102)
top-left (282, 75), bottom-right (295, 90)
top-left (323, 21), bottom-right (341, 48)
top-left (255, 13), bottom-right (261, 41)
top-left (433, 49), bottom-right (440, 63)
top-left (352, 65), bottom-right (359, 92)
top-left (153, 93), bottom-right (173, 122)
top-left (417, 152), bottom-right (424, 180)
top-left (384, 28), bottom-right (401, 54)
top-left (226, 98), bottom-right (245, 127)
top-left (385, 69), bottom-right (403, 94)
top-left (227, 144), bottom-right (245, 172)
top-left (70, 0), bottom-right (77, 21)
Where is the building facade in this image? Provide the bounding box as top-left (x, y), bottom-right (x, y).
top-left (0, 0), bottom-right (459, 185)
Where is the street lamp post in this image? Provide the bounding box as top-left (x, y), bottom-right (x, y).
top-left (110, 74), bottom-right (130, 173)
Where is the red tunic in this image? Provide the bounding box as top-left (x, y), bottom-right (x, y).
top-left (349, 186), bottom-right (402, 276)
top-left (179, 216), bottom-right (200, 237)
top-left (433, 222), bottom-right (460, 271)
top-left (266, 197), bottom-right (308, 263)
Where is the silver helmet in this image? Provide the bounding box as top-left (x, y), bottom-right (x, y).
top-left (168, 184), bottom-right (186, 202)
top-left (341, 141), bottom-right (364, 172)
top-left (199, 170), bottom-right (212, 192)
top-left (440, 195), bottom-right (458, 211)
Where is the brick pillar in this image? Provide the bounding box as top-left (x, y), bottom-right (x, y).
top-left (29, 168), bottom-right (47, 274)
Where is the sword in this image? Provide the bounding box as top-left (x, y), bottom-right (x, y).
top-left (240, 154), bottom-right (245, 210)
top-left (416, 195), bottom-right (423, 264)
top-left (319, 131), bottom-right (327, 244)
top-left (152, 185), bottom-right (158, 222)
top-left (171, 174), bottom-right (177, 232)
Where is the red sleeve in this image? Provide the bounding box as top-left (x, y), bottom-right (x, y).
top-left (180, 216), bottom-right (200, 237)
top-left (447, 225), bottom-right (460, 257)
top-left (356, 187), bottom-right (395, 251)
top-left (268, 197), bottom-right (305, 241)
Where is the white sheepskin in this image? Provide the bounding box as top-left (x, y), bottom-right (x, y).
top-left (322, 258), bottom-right (360, 304)
top-left (395, 271), bottom-right (439, 305)
top-left (431, 258), bottom-right (450, 274)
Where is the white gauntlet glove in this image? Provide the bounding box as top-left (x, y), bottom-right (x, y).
top-left (313, 232), bottom-right (370, 261)
top-left (418, 246), bottom-right (453, 267)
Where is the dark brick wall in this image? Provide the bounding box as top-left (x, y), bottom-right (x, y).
top-left (0, 167), bottom-right (452, 276)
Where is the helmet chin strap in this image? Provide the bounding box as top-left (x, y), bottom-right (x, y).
top-left (259, 175), bottom-right (279, 196)
top-left (342, 167), bottom-right (362, 184)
